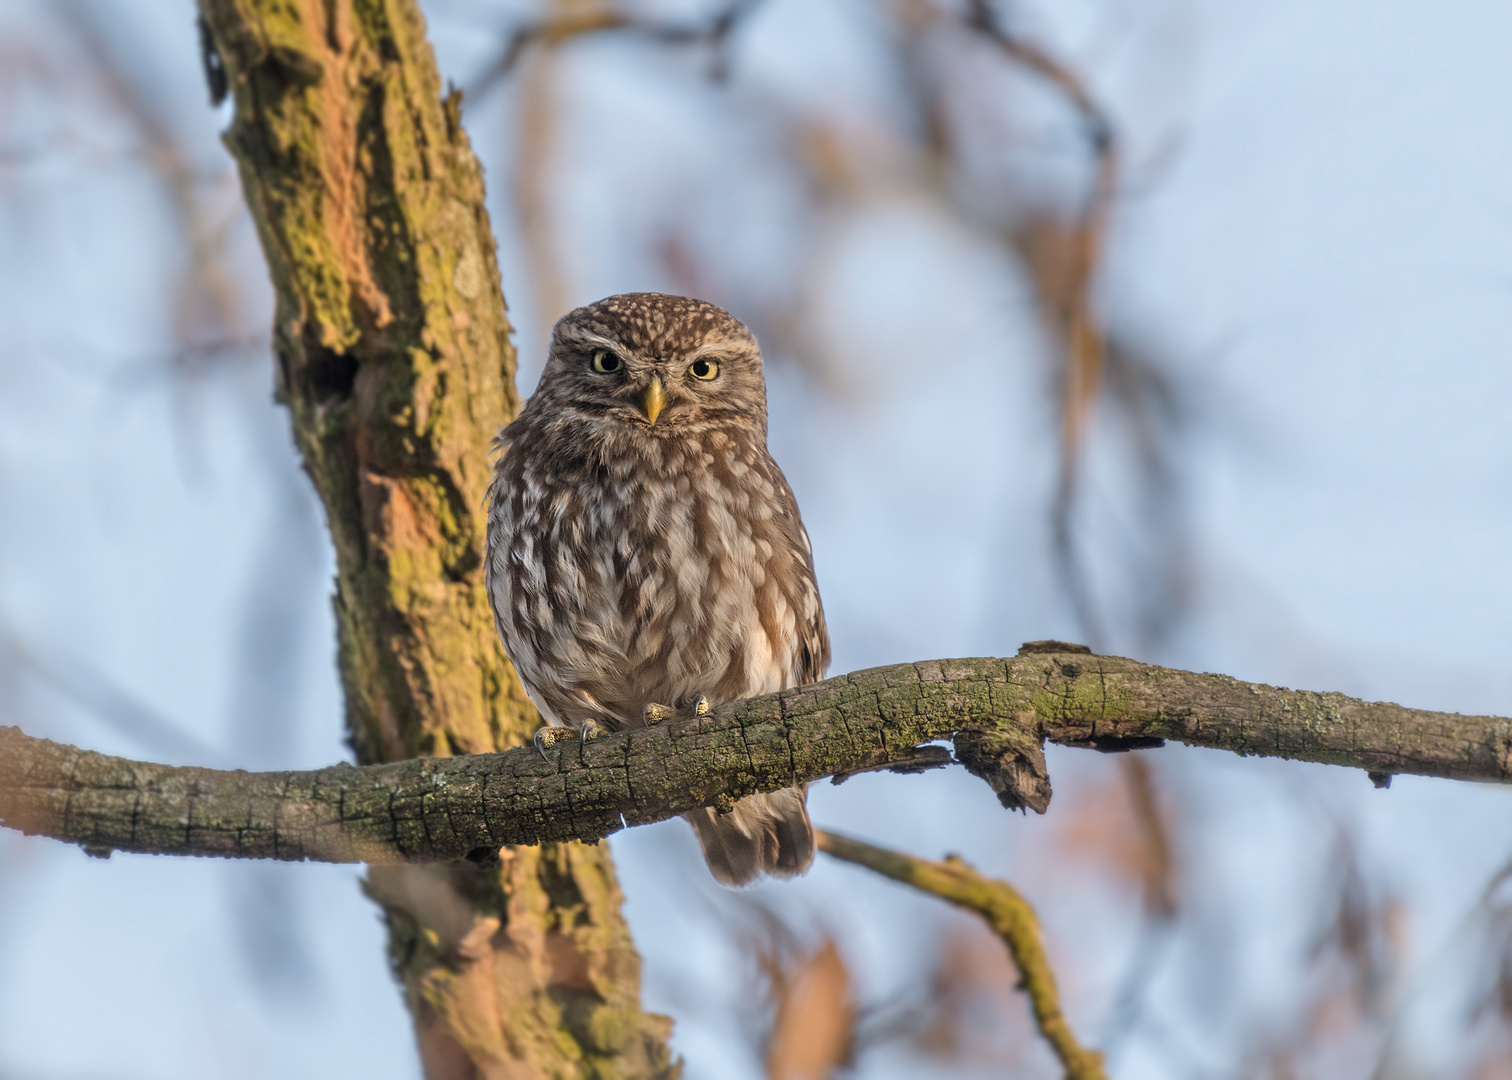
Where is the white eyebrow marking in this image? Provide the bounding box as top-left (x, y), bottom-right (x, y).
top-left (684, 341), bottom-right (752, 364)
top-left (557, 326), bottom-right (631, 357)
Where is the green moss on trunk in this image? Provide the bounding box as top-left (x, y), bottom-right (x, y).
top-left (195, 1), bottom-right (677, 1074)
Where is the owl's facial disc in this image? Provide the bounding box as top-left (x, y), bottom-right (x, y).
top-left (543, 298), bottom-right (767, 434)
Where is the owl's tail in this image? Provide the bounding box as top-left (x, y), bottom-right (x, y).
top-left (684, 785), bottom-right (815, 887)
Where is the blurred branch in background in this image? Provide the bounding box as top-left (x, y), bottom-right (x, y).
top-left (467, 0), bottom-right (760, 97)
top-left (469, 0), bottom-right (765, 348)
top-left (1, 1), bottom-right (256, 390)
top-left (725, 891), bottom-right (1041, 1077)
top-left (1307, 826), bottom-right (1401, 1029)
top-left (7, 1), bottom-right (1504, 1078)
top-left (1098, 338), bottom-right (1195, 651)
top-left (817, 828), bottom-right (1108, 1080)
top-left (887, 923), bottom-right (1040, 1069)
top-left (460, 0), bottom-right (1198, 652)
top-left (1092, 755), bottom-right (1180, 1060)
top-left (16, 0), bottom-right (266, 511)
top-left (0, 621), bottom-right (225, 765)
top-left (751, 919), bottom-right (855, 1080)
top-left (764, 939), bottom-right (853, 1080)
top-left (1240, 817), bottom-right (1405, 1077)
top-left (1459, 865), bottom-right (1512, 1078)
top-left (34, 0), bottom-right (316, 1010)
top-left (55, 1), bottom-right (245, 365)
top-left (221, 421), bottom-right (329, 1004)
top-left (500, 0), bottom-right (574, 343)
top-left (964, 0), bottom-right (1121, 649)
top-left (1368, 853), bottom-right (1512, 1078)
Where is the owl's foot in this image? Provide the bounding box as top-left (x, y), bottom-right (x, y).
top-left (532, 713), bottom-right (601, 756)
top-left (642, 697), bottom-right (710, 727)
top-left (534, 719), bottom-right (602, 760)
top-left (534, 724), bottom-right (571, 760)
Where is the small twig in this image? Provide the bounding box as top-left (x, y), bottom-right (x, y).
top-left (470, 10), bottom-right (625, 99)
top-left (1369, 858), bottom-right (1512, 1078)
top-left (467, 0), bottom-right (763, 99)
top-left (59, 2), bottom-right (240, 341)
top-left (816, 829), bottom-right (1107, 1080)
top-left (1124, 756), bottom-right (1176, 919)
top-left (965, 0), bottom-right (1118, 457)
top-left (477, 0), bottom-right (764, 337)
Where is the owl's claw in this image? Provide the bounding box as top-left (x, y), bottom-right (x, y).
top-left (641, 698), bottom-right (709, 726)
top-left (535, 721), bottom-right (602, 759)
top-left (534, 724), bottom-right (572, 760)
top-left (642, 702), bottom-right (675, 726)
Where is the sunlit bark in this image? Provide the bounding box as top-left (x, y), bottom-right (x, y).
top-left (189, 2), bottom-right (678, 1075)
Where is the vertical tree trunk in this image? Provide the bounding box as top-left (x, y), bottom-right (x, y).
top-left (194, 2), bottom-right (678, 1075)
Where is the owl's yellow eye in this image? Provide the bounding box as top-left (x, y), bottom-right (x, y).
top-left (591, 350), bottom-right (622, 374)
top-left (688, 358), bottom-right (719, 381)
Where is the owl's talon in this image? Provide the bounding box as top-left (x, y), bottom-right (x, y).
top-left (694, 695), bottom-right (710, 716)
top-left (579, 718), bottom-right (602, 743)
top-left (534, 725), bottom-right (570, 760)
top-left (642, 702), bottom-right (675, 726)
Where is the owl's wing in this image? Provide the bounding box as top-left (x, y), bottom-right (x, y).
top-left (766, 460), bottom-right (831, 687)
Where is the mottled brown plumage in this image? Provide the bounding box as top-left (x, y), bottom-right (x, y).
top-left (485, 293), bottom-right (829, 885)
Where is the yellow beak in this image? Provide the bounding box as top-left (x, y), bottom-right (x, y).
top-left (641, 376), bottom-right (666, 426)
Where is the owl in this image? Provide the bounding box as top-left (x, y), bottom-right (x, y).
top-left (485, 293), bottom-right (830, 886)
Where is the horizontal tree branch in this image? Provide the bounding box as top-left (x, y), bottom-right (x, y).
top-left (3, 647), bottom-right (1508, 864)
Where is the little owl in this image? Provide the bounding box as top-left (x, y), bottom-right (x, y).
top-left (485, 293), bottom-right (829, 886)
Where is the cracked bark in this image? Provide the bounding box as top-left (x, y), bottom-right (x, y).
top-left (188, 2), bottom-right (676, 1076)
top-left (7, 649), bottom-right (1509, 863)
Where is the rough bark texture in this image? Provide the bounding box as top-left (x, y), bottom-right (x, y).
top-left (191, 2), bottom-right (677, 1076)
top-left (7, 650), bottom-right (1510, 863)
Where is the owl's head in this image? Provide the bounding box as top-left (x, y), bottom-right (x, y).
top-left (533, 293), bottom-right (766, 435)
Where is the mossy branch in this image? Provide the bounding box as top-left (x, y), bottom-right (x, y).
top-left (4, 648), bottom-right (1507, 862)
top-left (815, 829), bottom-right (1106, 1080)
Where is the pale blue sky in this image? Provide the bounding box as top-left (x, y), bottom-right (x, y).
top-left (2, 1), bottom-right (1511, 1076)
